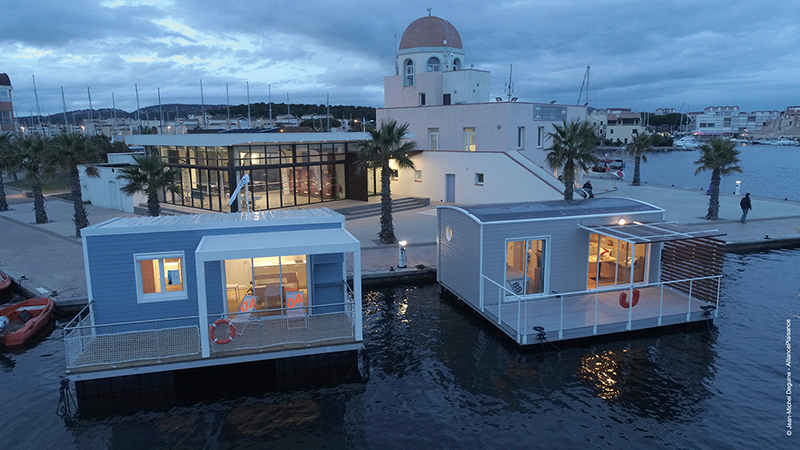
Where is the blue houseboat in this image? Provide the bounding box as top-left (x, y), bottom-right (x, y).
top-left (64, 208), bottom-right (362, 381)
top-left (437, 198), bottom-right (725, 345)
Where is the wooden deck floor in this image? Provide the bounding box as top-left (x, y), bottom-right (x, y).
top-left (482, 286), bottom-right (714, 344)
top-left (66, 312), bottom-right (357, 374)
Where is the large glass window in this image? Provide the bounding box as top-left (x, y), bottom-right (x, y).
top-left (224, 255), bottom-right (308, 317)
top-left (505, 239), bottom-right (546, 298)
top-left (587, 234), bottom-right (647, 289)
top-left (135, 252), bottom-right (187, 303)
top-left (427, 57), bottom-right (440, 72)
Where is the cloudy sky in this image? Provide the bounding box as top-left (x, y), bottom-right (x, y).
top-left (2, 0), bottom-right (798, 118)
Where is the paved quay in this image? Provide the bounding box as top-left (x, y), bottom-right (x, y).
top-left (1, 182), bottom-right (799, 309)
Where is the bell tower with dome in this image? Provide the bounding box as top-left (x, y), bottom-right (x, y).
top-left (385, 13), bottom-right (490, 108)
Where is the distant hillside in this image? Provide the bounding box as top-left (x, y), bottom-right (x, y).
top-left (17, 103), bottom-right (376, 125)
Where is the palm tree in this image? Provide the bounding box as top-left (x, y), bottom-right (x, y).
top-left (13, 133), bottom-right (50, 223)
top-left (357, 120), bottom-right (416, 244)
top-left (545, 119), bottom-right (600, 200)
top-left (49, 133), bottom-right (103, 237)
top-left (0, 132), bottom-right (13, 212)
top-left (626, 132), bottom-right (653, 186)
top-left (117, 153), bottom-right (182, 217)
top-left (694, 138), bottom-right (742, 220)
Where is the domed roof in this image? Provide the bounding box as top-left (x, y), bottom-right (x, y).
top-left (399, 16), bottom-right (462, 50)
top-left (0, 73), bottom-right (11, 87)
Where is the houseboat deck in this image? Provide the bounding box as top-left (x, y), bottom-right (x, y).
top-left (65, 310), bottom-right (357, 375)
top-left (479, 282), bottom-right (718, 345)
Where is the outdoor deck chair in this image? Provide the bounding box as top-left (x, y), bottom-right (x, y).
top-left (231, 294), bottom-right (258, 333)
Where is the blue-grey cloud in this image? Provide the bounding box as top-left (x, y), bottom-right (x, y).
top-left (2, 0), bottom-right (799, 117)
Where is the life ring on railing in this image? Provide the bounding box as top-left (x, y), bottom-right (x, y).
top-left (619, 289), bottom-right (640, 308)
top-left (209, 318), bottom-right (236, 344)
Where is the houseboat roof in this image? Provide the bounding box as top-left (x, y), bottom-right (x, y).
top-left (83, 208), bottom-right (344, 236)
top-left (452, 197), bottom-right (662, 223)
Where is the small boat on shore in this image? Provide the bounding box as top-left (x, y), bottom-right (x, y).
top-left (586, 156), bottom-right (625, 180)
top-left (0, 298), bottom-right (54, 347)
top-left (0, 270), bottom-right (12, 302)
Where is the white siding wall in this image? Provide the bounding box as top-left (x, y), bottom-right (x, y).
top-left (80, 165), bottom-right (146, 213)
top-left (389, 151), bottom-right (563, 205)
top-left (438, 207), bottom-right (483, 308)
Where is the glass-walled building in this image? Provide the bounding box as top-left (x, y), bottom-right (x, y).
top-left (127, 132), bottom-right (373, 213)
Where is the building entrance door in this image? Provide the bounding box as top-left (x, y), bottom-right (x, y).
top-left (445, 174), bottom-right (455, 203)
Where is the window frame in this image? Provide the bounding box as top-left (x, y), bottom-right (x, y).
top-left (134, 251), bottom-right (188, 304)
top-left (414, 169), bottom-right (423, 182)
top-left (503, 236), bottom-right (550, 301)
top-left (517, 126), bottom-right (525, 149)
top-left (428, 128), bottom-right (439, 151)
top-left (475, 173), bottom-right (484, 185)
top-left (464, 127), bottom-right (476, 151)
top-left (404, 59), bottom-right (415, 87)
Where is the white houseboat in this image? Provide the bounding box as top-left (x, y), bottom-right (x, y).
top-left (437, 198), bottom-right (724, 345)
top-left (64, 208), bottom-right (363, 385)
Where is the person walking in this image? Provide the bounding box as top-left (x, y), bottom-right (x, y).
top-left (740, 192), bottom-right (752, 223)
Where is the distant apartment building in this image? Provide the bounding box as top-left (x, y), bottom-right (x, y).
top-left (588, 108), bottom-right (643, 144)
top-left (655, 108), bottom-right (677, 115)
top-left (689, 106), bottom-right (781, 137)
top-left (751, 106), bottom-right (800, 139)
top-left (0, 73), bottom-right (14, 133)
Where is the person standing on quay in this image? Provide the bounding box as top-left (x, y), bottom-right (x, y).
top-left (740, 192), bottom-right (752, 223)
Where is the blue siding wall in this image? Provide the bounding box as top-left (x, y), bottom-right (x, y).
top-left (87, 222), bottom-right (341, 326)
top-left (310, 253), bottom-right (345, 314)
top-left (205, 261), bottom-right (224, 317)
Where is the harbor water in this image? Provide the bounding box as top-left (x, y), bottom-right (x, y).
top-left (608, 143), bottom-right (800, 201)
top-left (1, 147), bottom-right (799, 448)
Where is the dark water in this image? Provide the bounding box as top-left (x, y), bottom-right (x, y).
top-left (605, 144), bottom-right (800, 201)
top-left (1, 248), bottom-right (798, 448)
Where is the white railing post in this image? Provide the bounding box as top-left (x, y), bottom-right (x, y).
top-left (686, 279), bottom-right (694, 321)
top-left (626, 286), bottom-right (633, 331)
top-left (559, 296), bottom-right (564, 340)
top-left (497, 288), bottom-right (502, 325)
top-left (517, 297), bottom-right (522, 343)
top-left (593, 292), bottom-right (598, 335)
top-left (522, 300), bottom-right (528, 345)
top-left (658, 283), bottom-right (664, 326)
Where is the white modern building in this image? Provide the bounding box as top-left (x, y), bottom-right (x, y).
top-left (378, 14), bottom-right (588, 204)
top-left (689, 106), bottom-right (781, 137)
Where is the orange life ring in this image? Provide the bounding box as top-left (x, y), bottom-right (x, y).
top-left (619, 289), bottom-right (640, 308)
top-left (209, 318), bottom-right (236, 344)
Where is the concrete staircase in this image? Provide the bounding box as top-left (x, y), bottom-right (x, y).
top-left (332, 197), bottom-right (430, 220)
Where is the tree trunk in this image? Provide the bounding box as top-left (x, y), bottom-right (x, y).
top-left (378, 165), bottom-right (396, 244)
top-left (0, 173), bottom-right (8, 212)
top-left (563, 162), bottom-right (575, 200)
top-left (32, 168), bottom-right (48, 224)
top-left (632, 156), bottom-right (641, 186)
top-left (70, 165), bottom-right (89, 237)
top-left (147, 192), bottom-right (161, 217)
top-left (705, 169), bottom-right (721, 220)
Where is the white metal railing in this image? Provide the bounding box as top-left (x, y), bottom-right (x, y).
top-left (207, 297), bottom-right (357, 355)
top-left (64, 311), bottom-right (201, 371)
top-left (481, 274), bottom-right (722, 344)
top-left (64, 294), bottom-right (358, 370)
